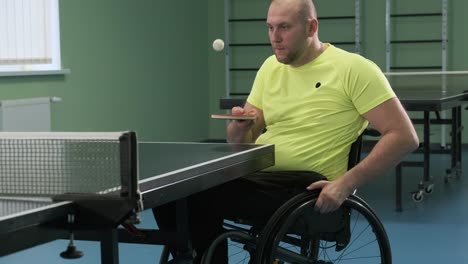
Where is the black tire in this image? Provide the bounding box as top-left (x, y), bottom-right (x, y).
top-left (159, 245), bottom-right (171, 264)
top-left (255, 191), bottom-right (392, 264)
top-left (201, 229), bottom-right (257, 264)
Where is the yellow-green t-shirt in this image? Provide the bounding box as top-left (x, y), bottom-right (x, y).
top-left (247, 44), bottom-right (396, 180)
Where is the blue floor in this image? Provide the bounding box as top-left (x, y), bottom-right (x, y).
top-left (358, 150), bottom-right (468, 263)
top-left (1, 149), bottom-right (468, 263)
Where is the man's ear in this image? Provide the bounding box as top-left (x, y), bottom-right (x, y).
top-left (308, 18), bottom-right (318, 36)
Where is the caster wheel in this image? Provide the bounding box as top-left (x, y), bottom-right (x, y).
top-left (424, 184), bottom-right (434, 194)
top-left (445, 169), bottom-right (452, 183)
top-left (412, 192), bottom-right (423, 203)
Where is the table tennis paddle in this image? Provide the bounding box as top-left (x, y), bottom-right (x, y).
top-left (211, 114), bottom-right (256, 120)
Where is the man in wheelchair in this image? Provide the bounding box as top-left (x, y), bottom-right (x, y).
top-left (153, 0), bottom-right (419, 263)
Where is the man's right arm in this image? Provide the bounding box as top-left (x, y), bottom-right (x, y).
top-left (227, 102), bottom-right (266, 143)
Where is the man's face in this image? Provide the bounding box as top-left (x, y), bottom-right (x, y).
top-left (267, 2), bottom-right (310, 66)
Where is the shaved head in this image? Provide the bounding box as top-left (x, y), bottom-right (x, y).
top-left (271, 0), bottom-right (317, 23)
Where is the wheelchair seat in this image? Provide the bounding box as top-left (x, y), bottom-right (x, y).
top-left (287, 200), bottom-right (351, 251)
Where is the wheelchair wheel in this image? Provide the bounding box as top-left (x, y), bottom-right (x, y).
top-left (160, 222), bottom-right (259, 263)
top-left (158, 245), bottom-right (170, 264)
top-left (202, 224), bottom-right (259, 264)
top-left (255, 191), bottom-right (392, 264)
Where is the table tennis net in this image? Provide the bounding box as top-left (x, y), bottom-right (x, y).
top-left (0, 197), bottom-right (53, 217)
top-left (0, 132), bottom-right (138, 198)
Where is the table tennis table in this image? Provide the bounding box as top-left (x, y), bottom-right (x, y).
top-left (219, 72), bottom-right (468, 212)
top-left (0, 132), bottom-right (275, 263)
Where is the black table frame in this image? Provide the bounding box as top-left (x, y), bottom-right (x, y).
top-left (395, 96), bottom-right (466, 211)
top-left (0, 143), bottom-right (275, 264)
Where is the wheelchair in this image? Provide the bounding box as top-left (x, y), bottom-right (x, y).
top-left (159, 131), bottom-right (391, 263)
top-left (201, 131), bottom-right (390, 264)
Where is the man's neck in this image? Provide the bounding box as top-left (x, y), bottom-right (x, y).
top-left (291, 40), bottom-right (326, 68)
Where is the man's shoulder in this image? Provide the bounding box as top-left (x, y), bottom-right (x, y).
top-left (328, 45), bottom-right (368, 63)
top-left (327, 45), bottom-right (380, 72)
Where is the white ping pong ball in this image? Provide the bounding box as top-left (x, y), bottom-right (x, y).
top-left (212, 39), bottom-right (224, 52)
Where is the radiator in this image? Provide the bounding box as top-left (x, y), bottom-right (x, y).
top-left (0, 97), bottom-right (61, 131)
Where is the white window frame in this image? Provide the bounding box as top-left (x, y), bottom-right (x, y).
top-left (0, 0), bottom-right (66, 75)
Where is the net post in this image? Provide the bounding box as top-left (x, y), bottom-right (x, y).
top-left (119, 131), bottom-right (141, 211)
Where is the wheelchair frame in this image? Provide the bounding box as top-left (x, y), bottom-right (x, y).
top-left (202, 191), bottom-right (391, 264)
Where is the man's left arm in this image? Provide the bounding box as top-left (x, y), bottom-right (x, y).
top-left (308, 97), bottom-right (419, 213)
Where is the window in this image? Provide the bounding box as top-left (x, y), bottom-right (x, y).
top-left (0, 0), bottom-right (63, 74)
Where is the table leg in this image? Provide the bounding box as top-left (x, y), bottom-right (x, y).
top-left (458, 106), bottom-right (463, 176)
top-left (455, 106), bottom-right (462, 177)
top-left (448, 106), bottom-right (463, 180)
top-left (396, 163), bottom-right (402, 212)
top-left (101, 228), bottom-right (119, 264)
top-left (423, 111), bottom-right (431, 183)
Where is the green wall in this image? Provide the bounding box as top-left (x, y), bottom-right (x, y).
top-left (208, 0), bottom-right (229, 140)
top-left (0, 0), bottom-right (210, 142)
